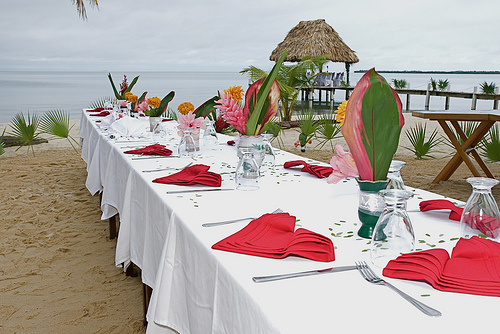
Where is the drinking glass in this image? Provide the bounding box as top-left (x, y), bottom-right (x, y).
top-left (460, 177), bottom-right (500, 241)
top-left (202, 119), bottom-right (218, 149)
top-left (371, 189), bottom-right (415, 268)
top-left (386, 160), bottom-right (406, 190)
top-left (235, 151), bottom-right (260, 191)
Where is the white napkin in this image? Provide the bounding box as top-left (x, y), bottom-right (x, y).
top-left (99, 112), bottom-right (117, 128)
top-left (109, 116), bottom-right (146, 137)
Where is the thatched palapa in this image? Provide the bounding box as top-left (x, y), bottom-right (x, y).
top-left (270, 19), bottom-right (359, 63)
top-left (270, 19), bottom-right (358, 84)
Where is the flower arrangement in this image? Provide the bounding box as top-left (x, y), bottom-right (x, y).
top-left (329, 68), bottom-right (404, 183)
top-left (215, 51), bottom-right (286, 136)
top-left (142, 91), bottom-right (175, 117)
top-left (124, 91), bottom-right (147, 111)
top-left (108, 73), bottom-right (139, 100)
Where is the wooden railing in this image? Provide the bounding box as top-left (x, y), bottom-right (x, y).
top-left (301, 85), bottom-right (500, 110)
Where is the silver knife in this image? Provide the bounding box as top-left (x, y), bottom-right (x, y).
top-left (252, 265), bottom-right (357, 283)
top-left (165, 188), bottom-right (234, 194)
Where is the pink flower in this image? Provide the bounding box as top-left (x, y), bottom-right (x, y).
top-left (215, 92), bottom-right (246, 133)
top-left (177, 111), bottom-right (204, 135)
top-left (136, 101), bottom-right (148, 112)
top-left (119, 100), bottom-right (127, 107)
top-left (327, 145), bottom-right (359, 184)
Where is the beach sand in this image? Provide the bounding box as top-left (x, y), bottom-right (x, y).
top-left (0, 115), bottom-right (499, 332)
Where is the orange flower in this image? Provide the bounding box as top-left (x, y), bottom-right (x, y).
top-left (125, 92), bottom-right (138, 103)
top-left (335, 100), bottom-right (348, 125)
top-left (147, 97), bottom-right (161, 109)
top-left (224, 86), bottom-right (244, 104)
top-left (177, 102), bottom-right (194, 115)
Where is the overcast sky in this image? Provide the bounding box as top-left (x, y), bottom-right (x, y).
top-left (1, 0), bottom-right (499, 73)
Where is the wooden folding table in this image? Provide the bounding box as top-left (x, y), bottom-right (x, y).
top-left (412, 110), bottom-right (500, 183)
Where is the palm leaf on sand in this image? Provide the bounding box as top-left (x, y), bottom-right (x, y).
top-left (403, 123), bottom-right (441, 159)
top-left (315, 112), bottom-right (342, 151)
top-left (9, 112), bottom-right (41, 155)
top-left (40, 109), bottom-right (79, 151)
top-left (0, 129), bottom-right (5, 156)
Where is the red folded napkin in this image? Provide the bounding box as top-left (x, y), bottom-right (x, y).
top-left (283, 160), bottom-right (333, 178)
top-left (90, 110), bottom-right (111, 117)
top-left (152, 164), bottom-right (221, 187)
top-left (212, 212), bottom-right (335, 262)
top-left (383, 236), bottom-right (500, 296)
top-left (420, 199), bottom-right (500, 237)
top-left (124, 144), bottom-right (173, 156)
top-left (419, 199), bottom-right (463, 221)
top-left (87, 107), bottom-right (104, 112)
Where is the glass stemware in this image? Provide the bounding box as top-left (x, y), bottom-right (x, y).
top-left (261, 133), bottom-right (276, 167)
top-left (460, 177), bottom-right (500, 241)
top-left (371, 189), bottom-right (415, 268)
top-left (235, 151), bottom-right (260, 191)
top-left (178, 128), bottom-right (197, 157)
top-left (386, 160), bottom-right (406, 190)
top-left (202, 119), bottom-right (218, 149)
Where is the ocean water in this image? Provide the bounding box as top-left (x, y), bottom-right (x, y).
top-left (1, 71), bottom-right (499, 124)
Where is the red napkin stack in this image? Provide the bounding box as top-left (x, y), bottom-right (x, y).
top-left (383, 236), bottom-right (500, 296)
top-left (212, 212), bottom-right (335, 262)
top-left (90, 110), bottom-right (111, 117)
top-left (283, 160), bottom-right (333, 178)
top-left (124, 144), bottom-right (173, 156)
top-left (153, 164), bottom-right (221, 187)
top-left (87, 107), bottom-right (104, 112)
top-left (420, 199), bottom-right (500, 238)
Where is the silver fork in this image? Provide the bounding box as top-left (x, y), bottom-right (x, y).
top-left (355, 261), bottom-right (442, 317)
top-left (202, 208), bottom-right (283, 227)
top-left (142, 162), bottom-right (193, 173)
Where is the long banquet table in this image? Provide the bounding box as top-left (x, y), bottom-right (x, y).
top-left (80, 110), bottom-right (499, 334)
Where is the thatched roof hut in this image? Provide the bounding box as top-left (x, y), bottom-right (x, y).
top-left (270, 19), bottom-right (358, 84)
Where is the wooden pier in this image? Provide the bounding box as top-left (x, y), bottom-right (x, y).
top-left (301, 85), bottom-right (500, 110)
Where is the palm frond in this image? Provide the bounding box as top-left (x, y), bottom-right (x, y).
top-left (9, 112), bottom-right (41, 155)
top-left (479, 124), bottom-right (500, 162)
top-left (73, 0), bottom-right (98, 20)
top-left (262, 118), bottom-right (284, 148)
top-left (0, 128), bottom-right (5, 156)
top-left (403, 123), bottom-right (441, 159)
top-left (40, 109), bottom-right (79, 151)
top-left (315, 112), bottom-right (342, 150)
top-left (88, 96), bottom-right (113, 109)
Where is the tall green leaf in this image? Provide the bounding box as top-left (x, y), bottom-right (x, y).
top-left (245, 50), bottom-right (287, 135)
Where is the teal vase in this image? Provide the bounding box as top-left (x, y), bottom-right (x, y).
top-left (356, 179), bottom-right (389, 239)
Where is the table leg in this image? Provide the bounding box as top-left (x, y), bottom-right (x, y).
top-left (432, 120), bottom-right (494, 183)
top-left (451, 121), bottom-right (494, 178)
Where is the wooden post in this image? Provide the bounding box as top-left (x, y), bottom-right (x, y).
top-left (425, 83), bottom-right (431, 110)
top-left (406, 94), bottom-right (410, 110)
top-left (494, 87), bottom-right (499, 109)
top-left (445, 96), bottom-right (450, 110)
top-left (471, 86), bottom-right (477, 110)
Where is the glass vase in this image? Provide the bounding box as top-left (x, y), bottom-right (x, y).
top-left (386, 160), bottom-right (406, 190)
top-left (237, 135), bottom-right (266, 167)
top-left (357, 179), bottom-right (389, 239)
top-left (235, 151), bottom-right (260, 191)
top-left (371, 189), bottom-right (415, 268)
top-left (460, 177), bottom-right (500, 241)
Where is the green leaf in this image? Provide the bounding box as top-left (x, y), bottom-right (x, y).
top-left (246, 50), bottom-right (287, 135)
top-left (360, 70), bottom-right (402, 180)
top-left (8, 112), bottom-right (41, 155)
top-left (39, 109), bottom-right (79, 151)
top-left (194, 95), bottom-right (218, 119)
top-left (107, 73), bottom-right (120, 99)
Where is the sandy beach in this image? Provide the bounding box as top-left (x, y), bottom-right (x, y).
top-left (0, 114), bottom-right (499, 332)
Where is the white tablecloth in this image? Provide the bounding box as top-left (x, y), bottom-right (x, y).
top-left (80, 110), bottom-right (500, 334)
